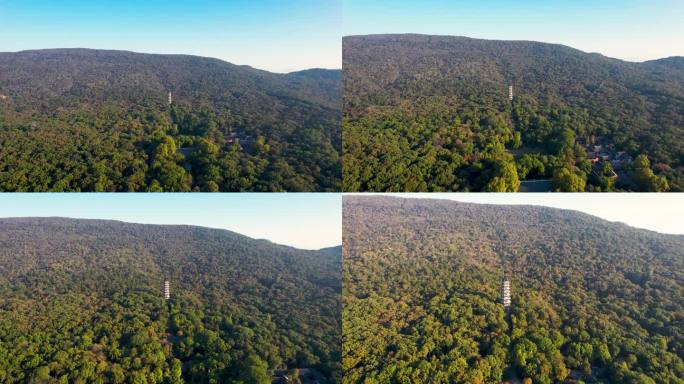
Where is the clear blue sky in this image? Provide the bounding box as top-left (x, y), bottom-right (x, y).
top-left (358, 193), bottom-right (684, 236)
top-left (0, 0), bottom-right (341, 72)
top-left (0, 193), bottom-right (342, 249)
top-left (344, 0), bottom-right (684, 61)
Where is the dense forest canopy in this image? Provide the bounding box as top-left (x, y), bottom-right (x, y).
top-left (0, 218), bottom-right (341, 383)
top-left (342, 34), bottom-right (684, 192)
top-left (343, 196), bottom-right (684, 383)
top-left (0, 49), bottom-right (341, 191)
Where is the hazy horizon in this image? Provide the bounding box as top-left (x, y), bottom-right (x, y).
top-left (347, 193), bottom-right (684, 236)
top-left (0, 0), bottom-right (342, 73)
top-left (343, 0), bottom-right (684, 62)
top-left (0, 46), bottom-right (342, 73)
top-left (342, 32), bottom-right (682, 63)
top-left (0, 194), bottom-right (342, 250)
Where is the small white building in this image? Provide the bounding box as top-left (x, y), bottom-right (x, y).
top-left (164, 280), bottom-right (170, 300)
top-left (501, 279), bottom-right (511, 309)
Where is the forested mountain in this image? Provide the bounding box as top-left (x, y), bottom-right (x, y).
top-left (0, 218), bottom-right (341, 383)
top-left (645, 57), bottom-right (684, 72)
top-left (343, 34), bottom-right (684, 192)
top-left (0, 49), bottom-right (341, 191)
top-left (343, 196), bottom-right (684, 383)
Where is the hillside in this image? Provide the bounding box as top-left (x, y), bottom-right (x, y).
top-left (343, 34), bottom-right (684, 192)
top-left (0, 218), bottom-right (341, 383)
top-left (343, 196), bottom-right (684, 383)
top-left (0, 49), bottom-right (341, 191)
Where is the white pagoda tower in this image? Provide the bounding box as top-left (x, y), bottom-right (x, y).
top-left (508, 85), bottom-right (514, 101)
top-left (501, 279), bottom-right (511, 309)
top-left (164, 280), bottom-right (170, 300)
top-left (168, 92), bottom-right (173, 105)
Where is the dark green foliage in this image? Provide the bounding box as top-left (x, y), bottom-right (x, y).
top-left (343, 34), bottom-right (684, 191)
top-left (631, 155), bottom-right (669, 192)
top-left (0, 49), bottom-right (341, 191)
top-left (0, 218), bottom-right (341, 383)
top-left (343, 196), bottom-right (684, 383)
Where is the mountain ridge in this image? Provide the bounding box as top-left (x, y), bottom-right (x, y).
top-left (346, 195), bottom-right (684, 238)
top-left (343, 33), bottom-right (683, 63)
top-left (0, 216), bottom-right (340, 252)
top-left (0, 48), bottom-right (341, 108)
top-left (1, 47), bottom-right (342, 74)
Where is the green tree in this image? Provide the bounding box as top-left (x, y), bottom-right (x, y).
top-left (484, 159), bottom-right (520, 192)
top-left (237, 355), bottom-right (270, 384)
top-left (632, 155), bottom-right (669, 192)
top-left (552, 167), bottom-right (586, 192)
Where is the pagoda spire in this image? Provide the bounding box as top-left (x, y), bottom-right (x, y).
top-left (501, 279), bottom-right (511, 310)
top-left (164, 280), bottom-right (170, 300)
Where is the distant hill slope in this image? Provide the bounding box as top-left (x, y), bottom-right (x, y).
top-left (343, 34), bottom-right (684, 191)
top-left (343, 196), bottom-right (684, 383)
top-left (0, 217), bottom-right (341, 383)
top-left (0, 49), bottom-right (341, 191)
top-left (0, 49), bottom-right (340, 111)
top-left (645, 56), bottom-right (684, 71)
top-left (318, 245), bottom-right (343, 256)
